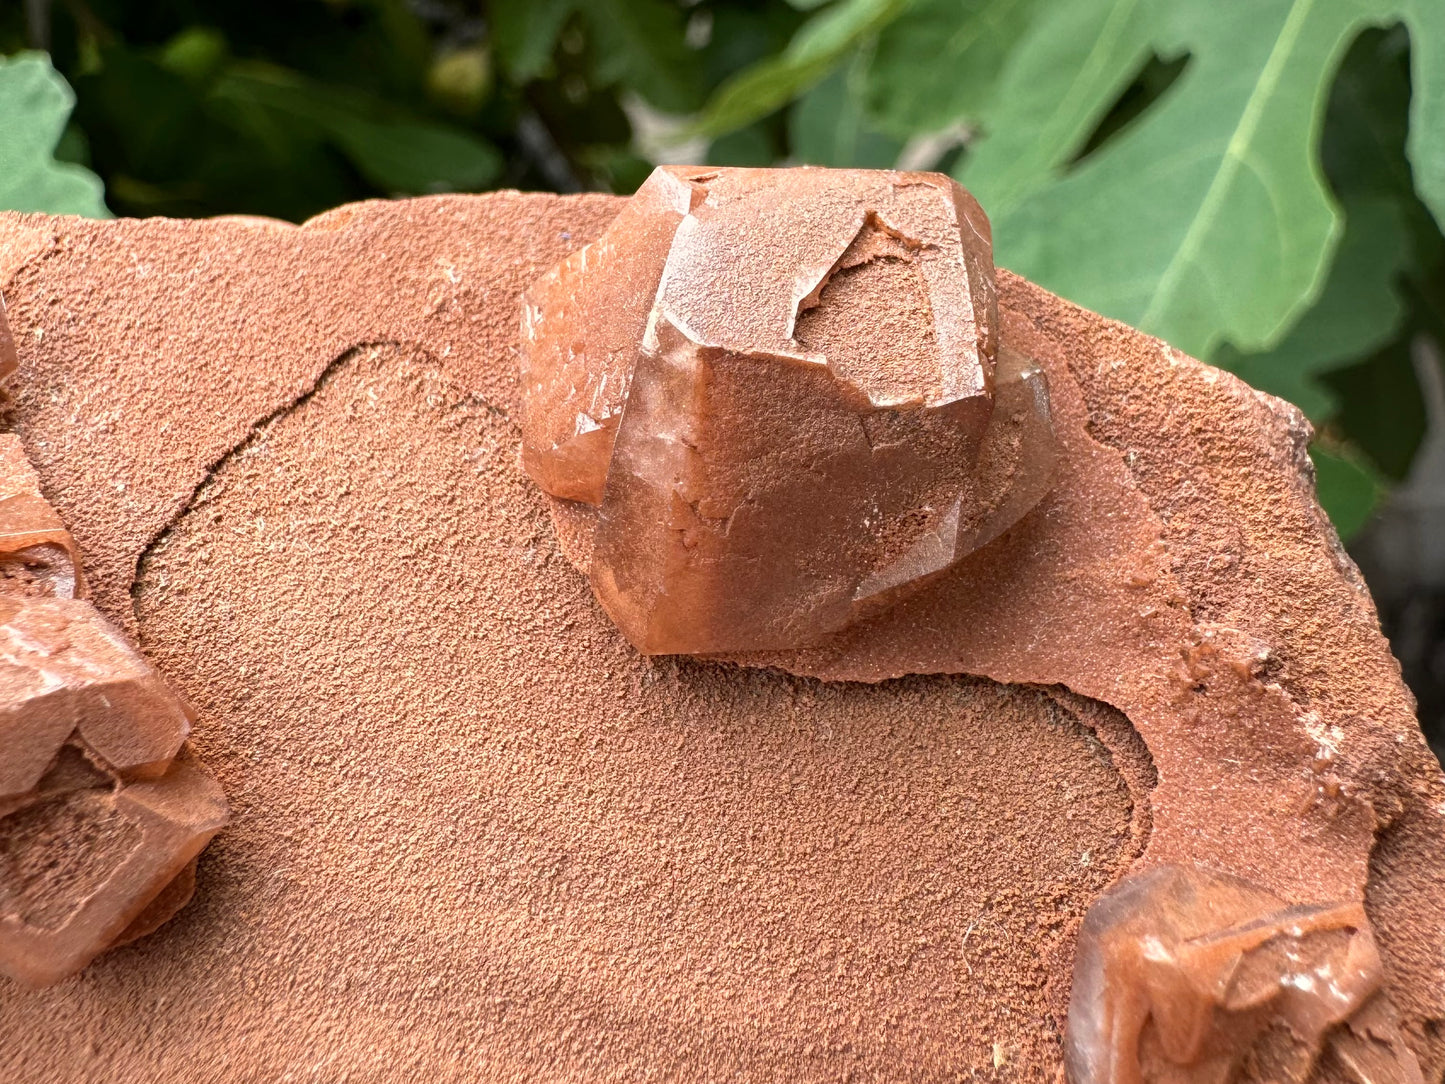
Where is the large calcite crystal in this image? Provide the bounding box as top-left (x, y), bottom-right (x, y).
top-left (520, 166), bottom-right (1055, 655)
top-left (1066, 865), bottom-right (1424, 1084)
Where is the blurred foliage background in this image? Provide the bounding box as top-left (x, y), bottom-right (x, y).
top-left (3, 0), bottom-right (1445, 754)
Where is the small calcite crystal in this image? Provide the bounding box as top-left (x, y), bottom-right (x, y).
top-left (1066, 865), bottom-right (1423, 1084)
top-left (520, 167), bottom-right (1055, 654)
top-left (0, 434), bottom-right (83, 599)
top-left (0, 597), bottom-right (229, 987)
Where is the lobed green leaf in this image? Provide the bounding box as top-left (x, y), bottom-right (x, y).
top-left (0, 53), bottom-right (108, 217)
top-left (864, 0), bottom-right (1042, 137)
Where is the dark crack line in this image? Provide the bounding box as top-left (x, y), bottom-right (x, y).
top-left (128, 339), bottom-right (402, 629)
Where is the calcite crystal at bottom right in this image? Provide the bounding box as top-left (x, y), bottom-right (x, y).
top-left (1066, 864), bottom-right (1424, 1084)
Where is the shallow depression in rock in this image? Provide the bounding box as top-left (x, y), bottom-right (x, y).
top-left (20, 343), bottom-right (1164, 1082)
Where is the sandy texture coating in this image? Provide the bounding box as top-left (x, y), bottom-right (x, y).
top-left (0, 193), bottom-right (1440, 1082)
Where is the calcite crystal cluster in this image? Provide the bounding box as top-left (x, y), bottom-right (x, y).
top-left (520, 166), bottom-right (1055, 654)
top-left (1067, 865), bottom-right (1422, 1083)
top-left (0, 440), bottom-right (84, 599)
top-left (0, 433), bottom-right (227, 988)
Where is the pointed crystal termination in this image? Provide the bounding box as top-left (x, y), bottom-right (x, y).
top-left (1065, 865), bottom-right (1424, 1084)
top-left (519, 166), bottom-right (1056, 655)
top-left (0, 434), bottom-right (84, 599)
top-left (521, 169), bottom-right (704, 505)
top-left (0, 597), bottom-right (230, 987)
top-left (0, 298), bottom-right (17, 383)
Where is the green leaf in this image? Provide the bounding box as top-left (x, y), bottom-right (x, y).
top-left (212, 63), bottom-right (500, 195)
top-left (693, 0), bottom-right (909, 138)
top-left (708, 124), bottom-right (778, 167)
top-left (0, 52), bottom-right (109, 217)
top-left (864, 0), bottom-right (1042, 137)
top-left (1310, 445), bottom-right (1384, 541)
top-left (1320, 25), bottom-right (1414, 203)
top-left (331, 117), bottom-right (502, 193)
top-left (1322, 327), bottom-right (1431, 482)
top-left (1216, 196), bottom-right (1411, 421)
top-left (490, 0), bottom-right (576, 82)
top-left (580, 0), bottom-right (703, 113)
top-left (158, 26), bottom-right (230, 85)
top-left (1403, 0), bottom-right (1445, 230)
top-left (956, 0), bottom-right (1157, 218)
top-left (960, 0), bottom-right (1445, 361)
top-left (790, 63), bottom-right (903, 167)
top-left (428, 46), bottom-right (495, 116)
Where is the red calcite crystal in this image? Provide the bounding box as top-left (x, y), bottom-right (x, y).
top-left (0, 434), bottom-right (84, 599)
top-left (520, 166), bottom-right (1055, 654)
top-left (1066, 865), bottom-right (1424, 1084)
top-left (0, 597), bottom-right (228, 987)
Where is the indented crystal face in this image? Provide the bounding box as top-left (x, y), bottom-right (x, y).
top-left (1066, 865), bottom-right (1424, 1084)
top-left (519, 166), bottom-right (1056, 655)
top-left (0, 434), bottom-right (84, 599)
top-left (0, 597), bottom-right (229, 987)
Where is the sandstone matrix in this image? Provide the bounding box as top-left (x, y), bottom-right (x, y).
top-left (0, 169), bottom-right (1439, 1083)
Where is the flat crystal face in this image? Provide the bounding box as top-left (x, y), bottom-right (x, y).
top-left (1065, 864), bottom-right (1424, 1084)
top-left (0, 434), bottom-right (84, 599)
top-left (0, 597), bottom-right (194, 799)
top-left (0, 597), bottom-right (229, 987)
top-left (520, 169), bottom-right (700, 505)
top-left (519, 166), bottom-right (1056, 655)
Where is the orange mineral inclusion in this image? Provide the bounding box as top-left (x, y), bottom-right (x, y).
top-left (520, 166), bottom-right (1055, 655)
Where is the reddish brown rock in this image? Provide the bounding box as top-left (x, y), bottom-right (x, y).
top-left (0, 187), bottom-right (1438, 1083)
top-left (522, 168), bottom-right (1054, 654)
top-left (0, 300), bottom-right (17, 380)
top-left (0, 434), bottom-right (83, 599)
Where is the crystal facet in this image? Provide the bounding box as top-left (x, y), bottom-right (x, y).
top-left (1066, 864), bottom-right (1424, 1084)
top-left (0, 434), bottom-right (84, 599)
top-left (0, 597), bottom-right (229, 987)
top-left (519, 167), bottom-right (1056, 654)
